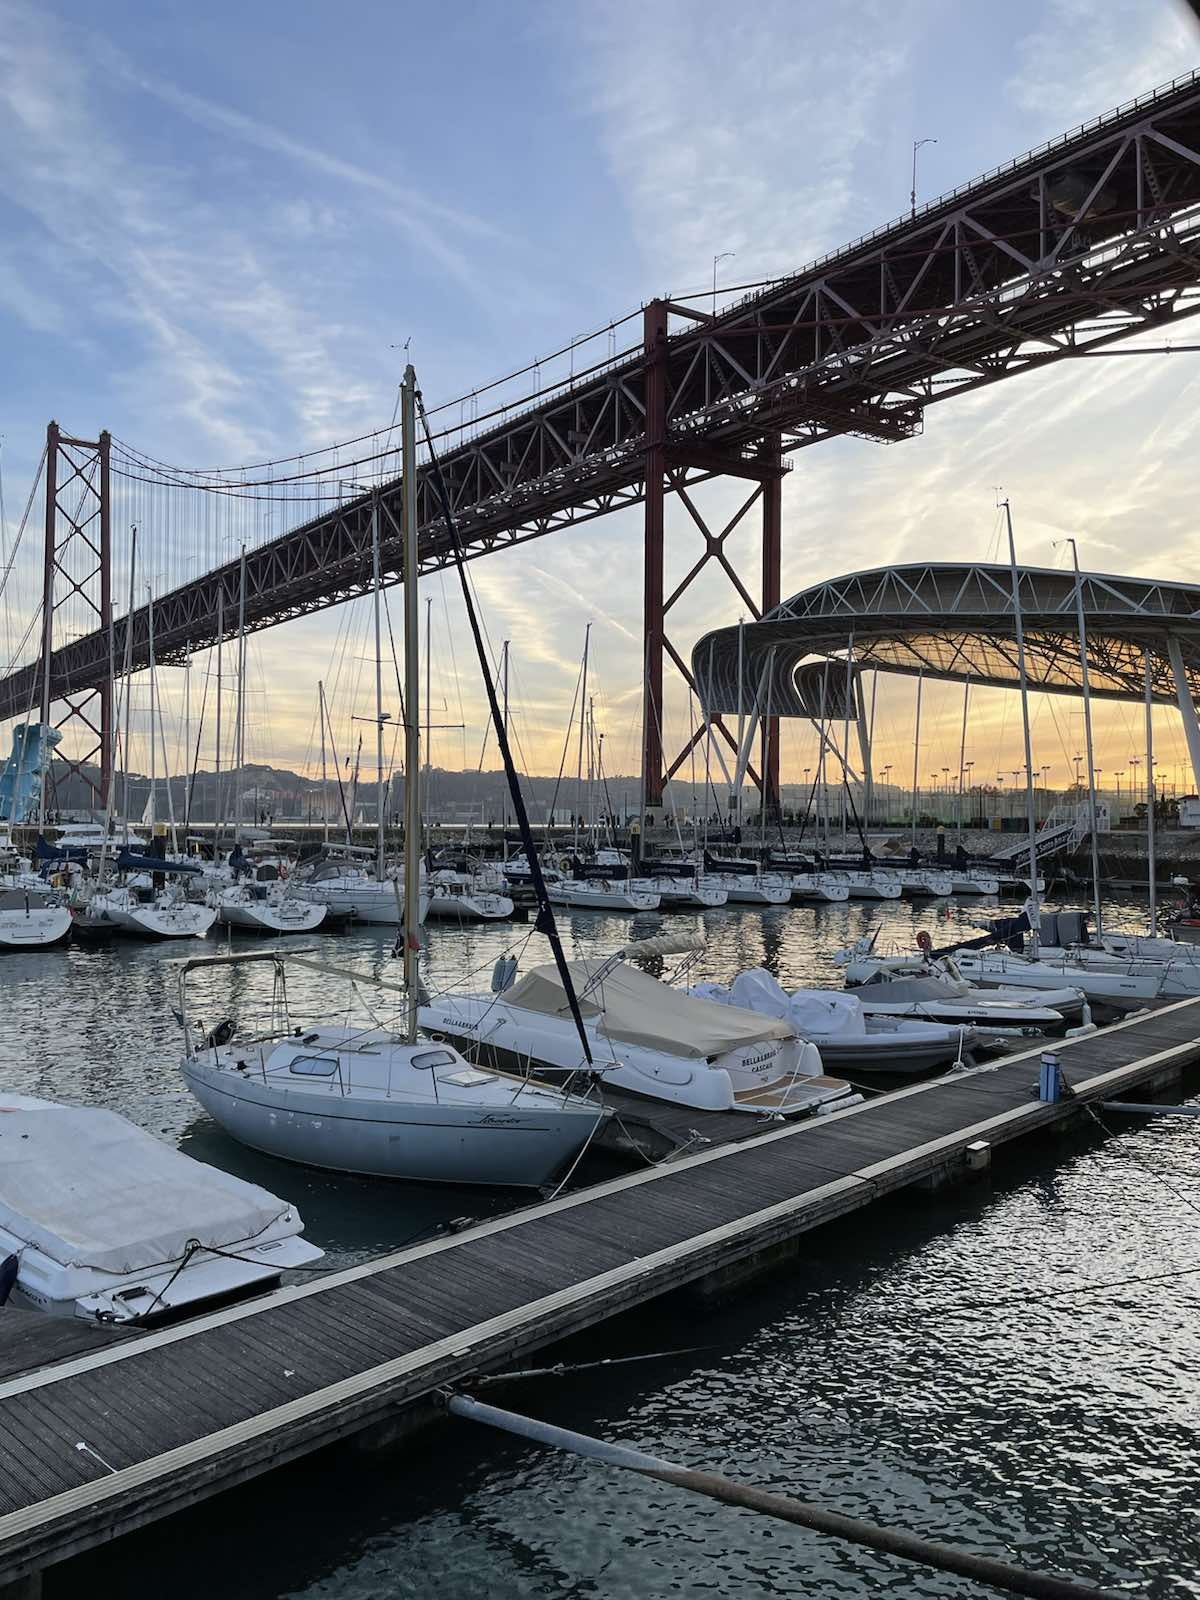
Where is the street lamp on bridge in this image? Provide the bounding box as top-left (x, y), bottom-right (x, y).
top-left (911, 137), bottom-right (937, 218)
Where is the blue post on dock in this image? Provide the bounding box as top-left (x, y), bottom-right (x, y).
top-left (1039, 1052), bottom-right (1063, 1103)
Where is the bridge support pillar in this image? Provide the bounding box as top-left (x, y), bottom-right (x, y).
top-left (36, 421), bottom-right (113, 816)
top-left (642, 300), bottom-right (668, 818)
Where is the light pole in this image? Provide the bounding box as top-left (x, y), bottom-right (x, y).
top-left (1130, 755), bottom-right (1141, 805)
top-left (1116, 769), bottom-right (1124, 816)
top-left (881, 764), bottom-right (892, 824)
top-left (712, 251), bottom-right (735, 316)
top-left (911, 138), bottom-right (937, 218)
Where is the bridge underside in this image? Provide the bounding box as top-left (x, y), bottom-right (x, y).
top-left (5, 71), bottom-right (1200, 811)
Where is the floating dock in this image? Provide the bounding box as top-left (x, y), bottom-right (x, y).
top-left (2, 998), bottom-right (1199, 1593)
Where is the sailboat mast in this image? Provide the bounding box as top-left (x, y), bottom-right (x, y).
top-left (1002, 500), bottom-right (1041, 944)
top-left (575, 623), bottom-right (591, 850)
top-left (147, 584), bottom-right (156, 831)
top-left (183, 646), bottom-right (192, 834)
top-left (400, 366), bottom-right (421, 1042)
top-left (234, 545), bottom-right (247, 846)
top-left (371, 497), bottom-right (386, 881)
top-left (956, 674), bottom-right (970, 832)
top-left (213, 589), bottom-right (224, 857)
top-left (319, 680), bottom-right (329, 846)
top-left (910, 669), bottom-right (923, 849)
top-left (501, 640), bottom-right (510, 831)
top-left (1064, 539), bottom-right (1103, 935)
top-left (106, 527), bottom-right (137, 873)
top-left (424, 594), bottom-right (432, 778)
top-left (1144, 647), bottom-right (1157, 934)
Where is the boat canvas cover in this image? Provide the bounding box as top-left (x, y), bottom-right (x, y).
top-left (721, 969), bottom-right (865, 1040)
top-left (503, 960), bottom-right (793, 1059)
top-left (0, 1099), bottom-right (289, 1273)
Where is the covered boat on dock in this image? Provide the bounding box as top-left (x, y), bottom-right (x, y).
top-left (0, 1093), bottom-right (322, 1323)
top-left (422, 948), bottom-right (855, 1116)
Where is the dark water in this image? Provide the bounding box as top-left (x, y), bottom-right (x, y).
top-left (4, 896), bottom-right (1199, 1598)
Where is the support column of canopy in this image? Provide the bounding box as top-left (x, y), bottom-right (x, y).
top-left (759, 436), bottom-right (781, 821)
top-left (1166, 635), bottom-right (1200, 792)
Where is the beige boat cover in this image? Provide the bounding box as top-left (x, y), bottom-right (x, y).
top-left (503, 959), bottom-right (793, 1059)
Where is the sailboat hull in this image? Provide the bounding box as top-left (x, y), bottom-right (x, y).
top-left (182, 1060), bottom-right (599, 1189)
top-left (0, 904), bottom-right (72, 950)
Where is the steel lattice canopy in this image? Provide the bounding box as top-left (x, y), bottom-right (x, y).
top-left (692, 563), bottom-right (1200, 716)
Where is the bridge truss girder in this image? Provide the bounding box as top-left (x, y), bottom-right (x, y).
top-left (4, 73), bottom-right (1200, 811)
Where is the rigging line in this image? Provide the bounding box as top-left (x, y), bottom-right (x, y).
top-left (0, 442), bottom-right (47, 614)
top-left (416, 381), bottom-right (594, 1072)
top-left (548, 647), bottom-right (587, 828)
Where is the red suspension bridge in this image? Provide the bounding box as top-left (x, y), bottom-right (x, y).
top-left (4, 69), bottom-right (1200, 810)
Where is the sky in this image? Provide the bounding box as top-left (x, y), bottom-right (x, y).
top-left (1, 0), bottom-right (1199, 803)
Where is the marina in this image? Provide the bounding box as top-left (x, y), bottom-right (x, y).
top-left (2, 23), bottom-right (1200, 1600)
top-left (1, 970), bottom-right (1197, 1593)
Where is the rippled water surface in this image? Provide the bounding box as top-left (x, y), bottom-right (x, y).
top-left (4, 895), bottom-right (1199, 1598)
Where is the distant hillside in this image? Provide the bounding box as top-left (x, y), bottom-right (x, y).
top-left (42, 756), bottom-right (904, 824)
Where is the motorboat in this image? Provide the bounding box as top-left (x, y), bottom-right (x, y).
top-left (0, 887), bottom-right (72, 951)
top-left (426, 868), bottom-right (514, 921)
top-left (76, 882), bottom-right (217, 940)
top-left (852, 969), bottom-right (1078, 1041)
top-left (0, 1092), bottom-right (322, 1323)
top-left (692, 969), bottom-right (975, 1076)
top-left (421, 946), bottom-right (857, 1116)
top-left (834, 943), bottom-right (1089, 1026)
top-left (950, 948), bottom-right (1176, 1012)
top-left (214, 881), bottom-right (327, 935)
top-left (177, 952), bottom-right (608, 1189)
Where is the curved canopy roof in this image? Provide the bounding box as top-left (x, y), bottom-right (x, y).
top-left (693, 563), bottom-right (1200, 717)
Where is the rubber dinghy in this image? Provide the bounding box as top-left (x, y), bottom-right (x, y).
top-left (0, 1093), bottom-right (322, 1323)
top-left (421, 946), bottom-right (856, 1116)
top-left (692, 969), bottom-right (976, 1076)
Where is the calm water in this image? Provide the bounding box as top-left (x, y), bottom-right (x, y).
top-left (3, 896), bottom-right (1198, 1597)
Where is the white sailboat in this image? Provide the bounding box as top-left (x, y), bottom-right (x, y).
top-left (177, 367), bottom-right (608, 1190)
top-left (0, 887), bottom-right (71, 951)
top-left (426, 866), bottom-right (514, 921)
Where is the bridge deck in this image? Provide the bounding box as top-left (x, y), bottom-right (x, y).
top-left (2, 999), bottom-right (1198, 1584)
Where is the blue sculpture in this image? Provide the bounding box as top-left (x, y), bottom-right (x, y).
top-left (0, 723), bottom-right (60, 822)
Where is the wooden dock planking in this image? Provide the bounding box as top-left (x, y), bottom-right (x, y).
top-left (2, 998), bottom-right (1200, 1584)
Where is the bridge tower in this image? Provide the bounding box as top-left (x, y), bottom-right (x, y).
top-left (38, 421), bottom-right (113, 811)
top-left (641, 299), bottom-right (783, 823)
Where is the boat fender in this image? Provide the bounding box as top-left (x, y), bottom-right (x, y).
top-left (0, 1253), bottom-right (17, 1306)
top-left (492, 955), bottom-right (519, 993)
